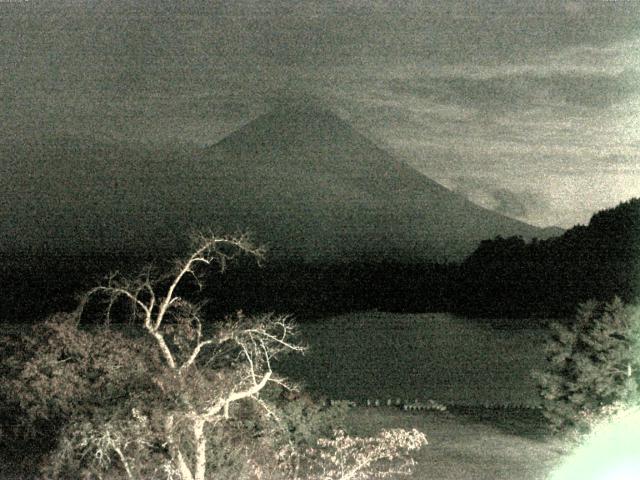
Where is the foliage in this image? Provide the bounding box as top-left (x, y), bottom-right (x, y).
top-left (533, 298), bottom-right (640, 433)
top-left (4, 233), bottom-right (307, 479)
top-left (457, 197), bottom-right (640, 318)
top-left (266, 389), bottom-right (350, 448)
top-left (302, 428), bottom-right (428, 479)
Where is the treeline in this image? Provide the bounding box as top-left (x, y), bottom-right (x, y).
top-left (0, 253), bottom-right (458, 323)
top-left (3, 198), bottom-right (638, 324)
top-left (201, 198), bottom-right (640, 320)
top-left (454, 197), bottom-right (640, 318)
top-left (199, 259), bottom-right (457, 320)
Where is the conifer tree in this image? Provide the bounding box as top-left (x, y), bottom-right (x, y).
top-left (534, 297), bottom-right (640, 433)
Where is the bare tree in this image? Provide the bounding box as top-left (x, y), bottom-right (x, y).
top-left (6, 231), bottom-right (429, 480)
top-left (83, 232), bottom-right (307, 480)
top-left (10, 232), bottom-right (305, 480)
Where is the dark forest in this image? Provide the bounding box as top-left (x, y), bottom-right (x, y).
top-left (4, 198), bottom-right (638, 325)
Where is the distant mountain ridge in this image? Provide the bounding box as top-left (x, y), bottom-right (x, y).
top-left (1, 104), bottom-right (561, 262)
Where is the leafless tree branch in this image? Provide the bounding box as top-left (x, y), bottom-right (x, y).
top-left (69, 232), bottom-right (303, 480)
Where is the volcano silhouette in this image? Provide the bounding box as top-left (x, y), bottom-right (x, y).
top-left (194, 103), bottom-right (559, 261)
top-left (0, 104), bottom-right (561, 262)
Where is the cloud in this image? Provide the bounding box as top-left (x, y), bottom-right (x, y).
top-left (442, 176), bottom-right (551, 222)
top-left (546, 70), bottom-right (639, 108)
top-left (595, 154), bottom-right (640, 173)
top-left (539, 153), bottom-right (640, 176)
top-left (388, 69), bottom-right (640, 112)
top-left (2, 1), bottom-right (638, 230)
top-left (492, 188), bottom-right (539, 218)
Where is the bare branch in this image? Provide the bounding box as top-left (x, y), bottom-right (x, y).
top-left (254, 396), bottom-right (279, 422)
top-left (244, 327), bottom-right (306, 353)
top-left (147, 329), bottom-right (177, 370)
top-left (179, 339), bottom-right (216, 373)
top-left (240, 342), bottom-right (258, 385)
top-left (258, 337), bottom-right (272, 372)
top-left (154, 233), bottom-right (262, 332)
top-left (269, 375), bottom-right (303, 394)
top-left (164, 416), bottom-right (194, 480)
top-left (227, 370), bottom-right (272, 403)
top-left (202, 370), bottom-right (273, 421)
top-left (85, 285), bottom-right (151, 321)
top-left (112, 446), bottom-right (134, 480)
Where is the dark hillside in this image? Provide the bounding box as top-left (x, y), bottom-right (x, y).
top-left (454, 198), bottom-right (640, 318)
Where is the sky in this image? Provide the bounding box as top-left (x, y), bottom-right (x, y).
top-left (2, 0), bottom-right (639, 229)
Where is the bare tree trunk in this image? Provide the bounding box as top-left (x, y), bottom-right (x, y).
top-left (165, 415), bottom-right (194, 480)
top-left (193, 418), bottom-right (207, 480)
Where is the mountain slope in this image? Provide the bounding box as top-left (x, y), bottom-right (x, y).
top-left (196, 104), bottom-right (560, 261)
top-left (0, 105), bottom-right (560, 262)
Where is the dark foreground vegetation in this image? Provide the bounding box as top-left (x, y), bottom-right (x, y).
top-left (1, 234), bottom-right (429, 479)
top-left (0, 401), bottom-right (564, 480)
top-left (1, 200), bottom-right (639, 477)
top-left (2, 197), bottom-right (638, 324)
top-left (3, 300), bottom-right (638, 479)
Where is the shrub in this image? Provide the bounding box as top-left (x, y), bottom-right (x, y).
top-left (534, 297), bottom-right (640, 433)
top-left (302, 428), bottom-right (428, 479)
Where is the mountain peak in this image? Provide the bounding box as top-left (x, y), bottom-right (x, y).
top-left (213, 103), bottom-right (361, 161)
top-left (265, 101), bottom-right (344, 123)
